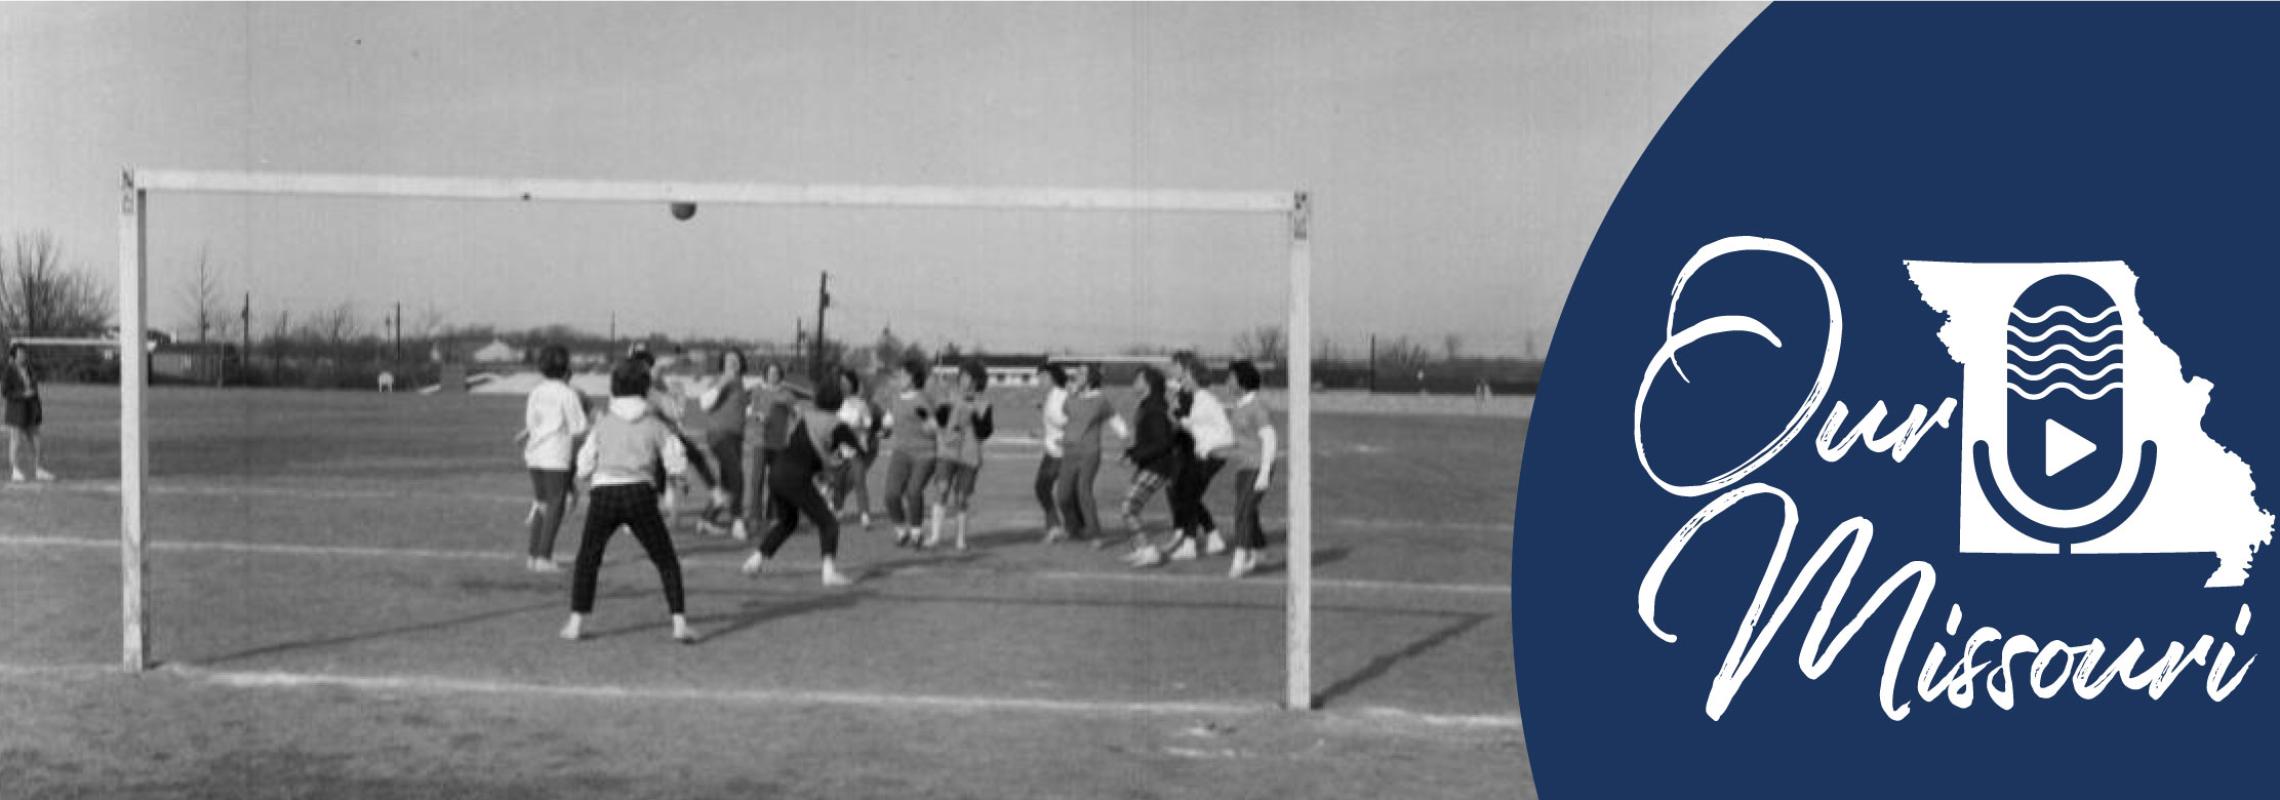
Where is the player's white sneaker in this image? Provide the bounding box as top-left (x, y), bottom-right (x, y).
top-left (558, 614), bottom-right (585, 641)
top-left (1167, 538), bottom-right (1199, 561)
top-left (1123, 545), bottom-right (1165, 568)
top-left (33, 470), bottom-right (54, 482)
top-left (1228, 549), bottom-right (1255, 579)
top-left (1042, 527), bottom-right (1068, 545)
top-left (859, 512), bottom-right (873, 530)
top-left (8, 470), bottom-right (22, 483)
top-left (1204, 530), bottom-right (1229, 556)
top-left (821, 564), bottom-right (852, 587)
top-left (740, 551), bottom-right (766, 577)
top-left (528, 557), bottom-right (563, 574)
top-left (671, 615), bottom-right (698, 644)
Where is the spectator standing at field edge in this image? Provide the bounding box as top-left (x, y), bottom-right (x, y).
top-left (3, 343), bottom-right (55, 482)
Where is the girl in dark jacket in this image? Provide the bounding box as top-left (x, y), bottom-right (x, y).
top-left (1116, 366), bottom-right (1180, 564)
top-left (741, 381), bottom-right (862, 587)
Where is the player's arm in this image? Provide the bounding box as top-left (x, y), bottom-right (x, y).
top-left (1257, 419), bottom-right (1278, 490)
top-left (660, 426), bottom-right (690, 479)
top-left (573, 429), bottom-right (599, 490)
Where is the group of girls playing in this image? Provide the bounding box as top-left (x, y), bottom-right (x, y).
top-left (518, 347), bottom-right (998, 642)
top-left (517, 344), bottom-right (1277, 644)
top-left (1035, 353), bottom-right (1279, 578)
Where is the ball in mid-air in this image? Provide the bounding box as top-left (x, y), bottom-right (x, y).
top-left (670, 202), bottom-right (698, 221)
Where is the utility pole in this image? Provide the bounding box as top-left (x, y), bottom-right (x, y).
top-left (794, 317), bottom-right (806, 366)
top-left (1368, 334), bottom-right (1378, 394)
top-left (239, 292), bottom-right (250, 387)
top-left (273, 309), bottom-right (287, 382)
top-left (609, 311), bottom-right (617, 354)
top-left (812, 271), bottom-right (831, 380)
top-left (392, 302), bottom-right (402, 365)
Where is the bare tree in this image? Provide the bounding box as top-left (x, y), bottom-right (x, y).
top-left (1442, 333), bottom-right (1464, 363)
top-left (1, 231), bottom-right (115, 339)
top-left (411, 301), bottom-right (446, 340)
top-left (299, 301), bottom-right (362, 364)
top-left (1376, 335), bottom-right (1434, 374)
top-left (1233, 324), bottom-right (1286, 362)
top-left (179, 246), bottom-right (226, 346)
top-left (265, 309), bottom-right (292, 377)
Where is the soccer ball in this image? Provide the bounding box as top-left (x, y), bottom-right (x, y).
top-left (670, 202), bottom-right (698, 221)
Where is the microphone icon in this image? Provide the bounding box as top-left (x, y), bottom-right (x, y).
top-left (1969, 274), bottom-right (2157, 553)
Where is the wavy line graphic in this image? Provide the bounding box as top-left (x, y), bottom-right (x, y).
top-left (2005, 322), bottom-right (2122, 344)
top-left (2006, 361), bottom-right (2124, 382)
top-left (2006, 342), bottom-right (2124, 363)
top-left (2006, 381), bottom-right (2124, 401)
top-left (2010, 305), bottom-right (2120, 325)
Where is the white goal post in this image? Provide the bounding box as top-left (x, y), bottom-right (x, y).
top-left (115, 168), bottom-right (1318, 710)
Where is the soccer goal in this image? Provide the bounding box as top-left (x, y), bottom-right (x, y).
top-left (114, 168), bottom-right (1320, 709)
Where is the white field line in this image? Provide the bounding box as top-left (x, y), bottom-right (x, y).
top-left (6, 480), bottom-right (1512, 533)
top-left (1029, 569), bottom-right (1509, 596)
top-left (0, 660), bottom-right (1522, 730)
top-left (155, 664), bottom-right (1523, 730)
top-left (0, 661), bottom-right (115, 679)
top-left (0, 533), bottom-right (1510, 596)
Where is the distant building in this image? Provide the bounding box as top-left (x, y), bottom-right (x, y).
top-left (1041, 354), bottom-right (1271, 386)
top-left (471, 338), bottom-right (525, 364)
top-left (932, 353), bottom-right (1052, 388)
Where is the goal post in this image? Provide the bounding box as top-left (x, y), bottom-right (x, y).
top-left (115, 168), bottom-right (1319, 710)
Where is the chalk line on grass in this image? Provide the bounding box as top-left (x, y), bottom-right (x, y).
top-left (152, 664), bottom-right (1523, 730)
top-left (0, 534), bottom-right (1509, 596)
top-left (1028, 569), bottom-right (1509, 596)
top-left (10, 481), bottom-right (1511, 534)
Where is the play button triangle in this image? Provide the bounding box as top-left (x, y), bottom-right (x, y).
top-left (2045, 418), bottom-right (2098, 477)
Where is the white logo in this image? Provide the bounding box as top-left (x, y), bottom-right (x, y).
top-left (1911, 261), bottom-right (2270, 587)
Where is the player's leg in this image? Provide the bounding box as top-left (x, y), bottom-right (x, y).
top-left (1194, 457), bottom-right (1228, 555)
top-left (706, 433), bottom-right (744, 534)
top-left (563, 486), bottom-right (628, 640)
top-left (881, 450), bottom-right (912, 544)
top-left (737, 440), bottom-right (765, 541)
top-left (793, 478), bottom-right (851, 585)
top-left (950, 462), bottom-right (977, 551)
top-left (624, 489), bottom-right (695, 643)
top-left (748, 481), bottom-right (801, 570)
top-left (851, 452), bottom-right (875, 529)
top-left (1073, 451), bottom-right (1104, 545)
top-left (1229, 467), bottom-right (1262, 578)
top-left (925, 462), bottom-right (951, 548)
top-left (1050, 453), bottom-right (1081, 544)
top-left (904, 456), bottom-right (937, 546)
top-left (755, 448), bottom-right (780, 525)
top-left (1120, 469), bottom-right (1169, 566)
top-left (1166, 455), bottom-right (1205, 560)
top-left (528, 468), bottom-right (571, 571)
top-left (1034, 454), bottom-right (1063, 538)
top-left (7, 424), bottom-right (24, 482)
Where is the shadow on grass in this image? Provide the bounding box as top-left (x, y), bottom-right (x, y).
top-left (1311, 611), bottom-right (1494, 709)
top-left (1246, 546), bottom-right (1352, 576)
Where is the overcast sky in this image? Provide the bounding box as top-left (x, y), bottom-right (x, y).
top-left (1, 2), bottom-right (1758, 356)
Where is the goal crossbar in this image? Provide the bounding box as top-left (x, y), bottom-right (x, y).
top-left (131, 169), bottom-right (1297, 215)
top-left (115, 168), bottom-right (1319, 711)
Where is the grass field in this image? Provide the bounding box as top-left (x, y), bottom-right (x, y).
top-left (0, 383), bottom-right (1530, 799)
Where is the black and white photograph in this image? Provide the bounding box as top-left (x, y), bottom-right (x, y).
top-left (0, 3), bottom-right (1757, 797)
